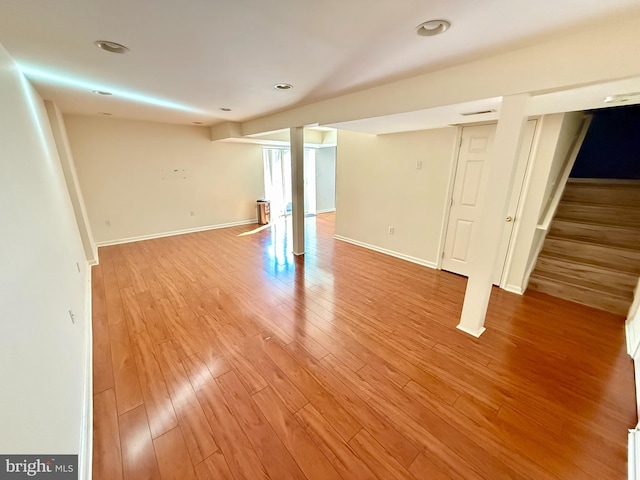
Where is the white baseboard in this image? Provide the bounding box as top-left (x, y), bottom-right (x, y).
top-left (79, 266), bottom-right (93, 480)
top-left (503, 284), bottom-right (524, 295)
top-left (316, 208), bottom-right (336, 214)
top-left (630, 428), bottom-right (639, 480)
top-left (95, 219), bottom-right (258, 247)
top-left (333, 235), bottom-right (437, 269)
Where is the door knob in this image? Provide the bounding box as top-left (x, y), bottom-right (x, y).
top-left (506, 216), bottom-right (513, 223)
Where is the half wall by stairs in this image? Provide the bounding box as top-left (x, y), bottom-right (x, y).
top-left (528, 180), bottom-right (640, 315)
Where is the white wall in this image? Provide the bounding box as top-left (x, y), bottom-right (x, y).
top-left (316, 147), bottom-right (336, 212)
top-left (65, 115), bottom-right (265, 244)
top-left (539, 113), bottom-right (585, 217)
top-left (335, 113), bottom-right (587, 283)
top-left (0, 44), bottom-right (90, 460)
top-left (336, 128), bottom-right (457, 265)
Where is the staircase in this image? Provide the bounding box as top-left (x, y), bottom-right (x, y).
top-left (528, 180), bottom-right (640, 315)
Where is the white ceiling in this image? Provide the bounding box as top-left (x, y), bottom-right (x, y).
top-left (1, 0), bottom-right (639, 128)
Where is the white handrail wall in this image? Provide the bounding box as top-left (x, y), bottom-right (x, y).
top-left (536, 115), bottom-right (593, 231)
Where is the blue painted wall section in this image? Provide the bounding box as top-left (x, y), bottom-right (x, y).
top-left (571, 105), bottom-right (640, 179)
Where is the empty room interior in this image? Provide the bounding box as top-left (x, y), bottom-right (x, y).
top-left (2, 1), bottom-right (640, 479)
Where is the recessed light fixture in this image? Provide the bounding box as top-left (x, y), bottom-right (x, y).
top-left (416, 19), bottom-right (450, 37)
top-left (192, 121), bottom-right (203, 125)
top-left (219, 107), bottom-right (232, 112)
top-left (274, 83), bottom-right (293, 90)
top-left (604, 92), bottom-right (640, 104)
top-left (97, 112), bottom-right (112, 116)
top-left (94, 40), bottom-right (129, 54)
top-left (93, 90), bottom-right (113, 96)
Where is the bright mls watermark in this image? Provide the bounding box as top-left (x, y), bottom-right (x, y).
top-left (0, 455), bottom-right (77, 479)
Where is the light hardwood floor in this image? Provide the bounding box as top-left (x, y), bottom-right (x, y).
top-left (92, 213), bottom-right (636, 480)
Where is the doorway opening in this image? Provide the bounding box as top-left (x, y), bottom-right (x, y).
top-left (263, 147), bottom-right (318, 220)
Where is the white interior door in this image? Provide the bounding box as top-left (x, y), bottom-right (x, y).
top-left (492, 119), bottom-right (537, 284)
top-left (441, 121), bottom-right (536, 283)
top-left (442, 124), bottom-right (496, 277)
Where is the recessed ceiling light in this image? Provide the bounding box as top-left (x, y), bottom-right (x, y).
top-left (274, 83), bottom-right (293, 90)
top-left (94, 40), bottom-right (129, 54)
top-left (219, 107), bottom-right (232, 112)
top-left (93, 90), bottom-right (113, 96)
top-left (416, 20), bottom-right (450, 37)
top-left (97, 112), bottom-right (112, 116)
top-left (192, 121), bottom-right (203, 125)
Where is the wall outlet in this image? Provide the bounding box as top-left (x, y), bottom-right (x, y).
top-left (190, 210), bottom-right (195, 217)
top-left (416, 160), bottom-right (423, 170)
top-left (388, 226), bottom-right (395, 235)
top-left (105, 220), bottom-right (111, 227)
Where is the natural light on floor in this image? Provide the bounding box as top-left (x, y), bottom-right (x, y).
top-left (236, 222), bottom-right (275, 237)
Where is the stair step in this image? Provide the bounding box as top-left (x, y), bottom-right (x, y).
top-left (528, 274), bottom-right (631, 316)
top-left (531, 179), bottom-right (640, 315)
top-left (555, 202), bottom-right (640, 228)
top-left (563, 182), bottom-right (640, 207)
top-left (549, 219), bottom-right (640, 250)
top-left (543, 237), bottom-right (640, 275)
top-left (533, 255), bottom-right (637, 297)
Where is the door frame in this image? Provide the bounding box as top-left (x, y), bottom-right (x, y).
top-left (436, 118), bottom-right (542, 289)
top-left (435, 127), bottom-right (465, 271)
top-left (493, 118), bottom-right (540, 287)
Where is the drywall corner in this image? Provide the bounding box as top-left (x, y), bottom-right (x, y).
top-left (210, 121), bottom-right (243, 141)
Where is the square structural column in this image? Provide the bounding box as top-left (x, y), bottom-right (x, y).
top-left (457, 93), bottom-right (531, 337)
top-left (290, 126), bottom-right (305, 255)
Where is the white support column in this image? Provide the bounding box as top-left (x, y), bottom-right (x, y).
top-left (457, 93), bottom-right (531, 337)
top-left (290, 127), bottom-right (305, 255)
